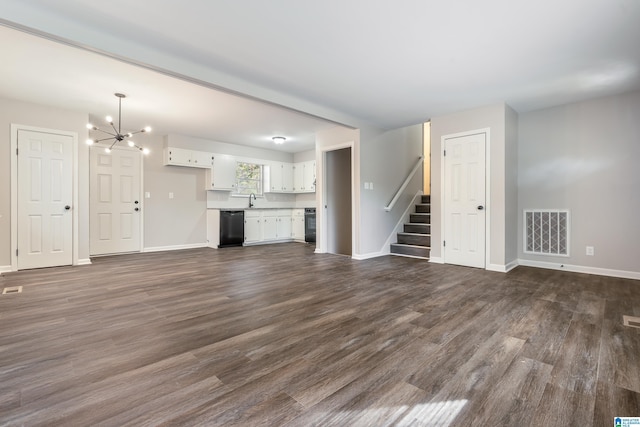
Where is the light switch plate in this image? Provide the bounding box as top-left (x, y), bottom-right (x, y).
top-left (145, 192), bottom-right (151, 199)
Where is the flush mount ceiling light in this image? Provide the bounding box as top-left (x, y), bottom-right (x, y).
top-left (86, 93), bottom-right (151, 154)
top-left (272, 136), bottom-right (286, 145)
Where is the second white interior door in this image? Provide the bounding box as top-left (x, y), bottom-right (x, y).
top-left (90, 146), bottom-right (141, 255)
top-left (444, 132), bottom-right (486, 268)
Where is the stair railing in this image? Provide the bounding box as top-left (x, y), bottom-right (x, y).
top-left (384, 155), bottom-right (424, 212)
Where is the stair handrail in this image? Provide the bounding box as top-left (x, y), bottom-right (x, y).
top-left (384, 155), bottom-right (424, 212)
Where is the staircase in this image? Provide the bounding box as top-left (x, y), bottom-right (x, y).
top-left (390, 195), bottom-right (431, 259)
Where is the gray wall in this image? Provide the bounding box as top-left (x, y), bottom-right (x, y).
top-left (431, 103), bottom-right (510, 269)
top-left (0, 97), bottom-right (90, 268)
top-left (143, 134), bottom-right (209, 249)
top-left (358, 124), bottom-right (424, 256)
top-left (518, 90), bottom-right (640, 274)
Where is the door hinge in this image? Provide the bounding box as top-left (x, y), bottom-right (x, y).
top-left (16, 249), bottom-right (18, 256)
top-left (443, 240), bottom-right (446, 247)
top-left (443, 150), bottom-right (446, 156)
top-left (16, 148), bottom-right (19, 155)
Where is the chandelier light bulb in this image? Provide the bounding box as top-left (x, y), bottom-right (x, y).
top-left (86, 139), bottom-right (94, 145)
top-left (127, 140), bottom-right (135, 147)
top-left (86, 123), bottom-right (94, 130)
top-left (105, 115), bottom-right (113, 124)
top-left (142, 148), bottom-right (150, 155)
top-left (126, 133), bottom-right (133, 137)
top-left (144, 126), bottom-right (152, 133)
top-left (105, 147), bottom-right (111, 153)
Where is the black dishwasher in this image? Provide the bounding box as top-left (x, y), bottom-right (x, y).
top-left (219, 211), bottom-right (244, 247)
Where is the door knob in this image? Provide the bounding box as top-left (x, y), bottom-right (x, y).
top-left (134, 200), bottom-right (139, 204)
top-left (135, 207), bottom-right (140, 212)
top-left (64, 205), bottom-right (71, 210)
top-left (477, 205), bottom-right (484, 210)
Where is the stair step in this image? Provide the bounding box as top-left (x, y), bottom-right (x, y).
top-left (421, 195), bottom-right (431, 204)
top-left (410, 213), bottom-right (430, 224)
top-left (390, 243), bottom-right (430, 259)
top-left (404, 223), bottom-right (430, 234)
top-left (397, 232), bottom-right (431, 246)
top-left (415, 203), bottom-right (431, 213)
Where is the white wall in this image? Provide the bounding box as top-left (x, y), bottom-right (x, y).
top-left (518, 90), bottom-right (640, 277)
top-left (430, 103), bottom-right (510, 269)
top-left (0, 97), bottom-right (90, 269)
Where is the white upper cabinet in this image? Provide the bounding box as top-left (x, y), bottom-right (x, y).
top-left (268, 160), bottom-right (316, 193)
top-left (205, 155), bottom-right (237, 191)
top-left (164, 147), bottom-right (214, 168)
top-left (267, 162), bottom-right (294, 193)
top-left (293, 160), bottom-right (316, 193)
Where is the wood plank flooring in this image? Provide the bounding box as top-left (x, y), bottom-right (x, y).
top-left (0, 243), bottom-right (639, 426)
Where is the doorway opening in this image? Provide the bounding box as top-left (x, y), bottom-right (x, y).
top-left (322, 146), bottom-right (353, 257)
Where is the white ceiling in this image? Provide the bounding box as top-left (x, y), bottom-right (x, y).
top-left (1, 0), bottom-right (639, 151)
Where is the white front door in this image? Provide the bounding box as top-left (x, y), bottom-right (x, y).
top-left (90, 146), bottom-right (142, 255)
top-left (17, 129), bottom-right (73, 269)
top-left (444, 133), bottom-right (486, 268)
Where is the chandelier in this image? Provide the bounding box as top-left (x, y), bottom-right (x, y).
top-left (86, 93), bottom-right (151, 154)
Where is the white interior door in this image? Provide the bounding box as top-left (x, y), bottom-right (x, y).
top-left (90, 146), bottom-right (142, 255)
top-left (444, 133), bottom-right (486, 268)
top-left (17, 129), bottom-right (73, 269)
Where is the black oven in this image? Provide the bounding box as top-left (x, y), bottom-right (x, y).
top-left (304, 208), bottom-right (316, 243)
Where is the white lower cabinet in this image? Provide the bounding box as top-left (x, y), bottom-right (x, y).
top-left (262, 212), bottom-right (278, 241)
top-left (244, 210), bottom-right (262, 244)
top-left (292, 209), bottom-right (305, 241)
top-left (243, 209), bottom-right (295, 245)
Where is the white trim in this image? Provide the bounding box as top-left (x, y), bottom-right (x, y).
top-left (352, 251), bottom-right (385, 260)
top-left (518, 259), bottom-right (640, 281)
top-left (429, 256), bottom-right (444, 264)
top-left (143, 243), bottom-right (208, 253)
top-left (317, 140), bottom-right (359, 257)
top-left (76, 258), bottom-right (92, 266)
top-left (487, 260), bottom-right (519, 273)
top-left (0, 265), bottom-right (12, 274)
top-left (10, 124), bottom-right (79, 271)
top-left (440, 128), bottom-right (491, 270)
top-left (380, 191), bottom-right (423, 256)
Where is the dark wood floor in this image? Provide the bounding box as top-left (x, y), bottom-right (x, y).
top-left (1, 243), bottom-right (639, 426)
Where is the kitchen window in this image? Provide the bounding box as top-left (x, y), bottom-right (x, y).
top-left (235, 162), bottom-right (263, 196)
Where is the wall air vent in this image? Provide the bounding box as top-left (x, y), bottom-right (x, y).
top-left (524, 210), bottom-right (570, 256)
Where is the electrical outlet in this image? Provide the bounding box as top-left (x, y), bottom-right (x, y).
top-left (586, 246), bottom-right (594, 256)
top-left (369, 182), bottom-right (374, 190)
top-left (169, 192), bottom-right (174, 199)
top-left (364, 182), bottom-right (370, 190)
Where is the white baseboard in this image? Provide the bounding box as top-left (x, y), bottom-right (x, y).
top-left (143, 243), bottom-right (208, 253)
top-left (487, 260), bottom-right (519, 273)
top-left (76, 258), bottom-right (92, 266)
top-left (429, 257), bottom-right (444, 264)
top-left (518, 259), bottom-right (640, 281)
top-left (352, 251), bottom-right (385, 260)
top-left (0, 265), bottom-right (12, 274)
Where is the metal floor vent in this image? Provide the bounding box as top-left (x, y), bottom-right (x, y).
top-left (623, 315), bottom-right (640, 329)
top-left (524, 210), bottom-right (569, 256)
top-left (2, 286), bottom-right (23, 295)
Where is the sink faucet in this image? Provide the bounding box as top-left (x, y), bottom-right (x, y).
top-left (249, 193), bottom-right (256, 208)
